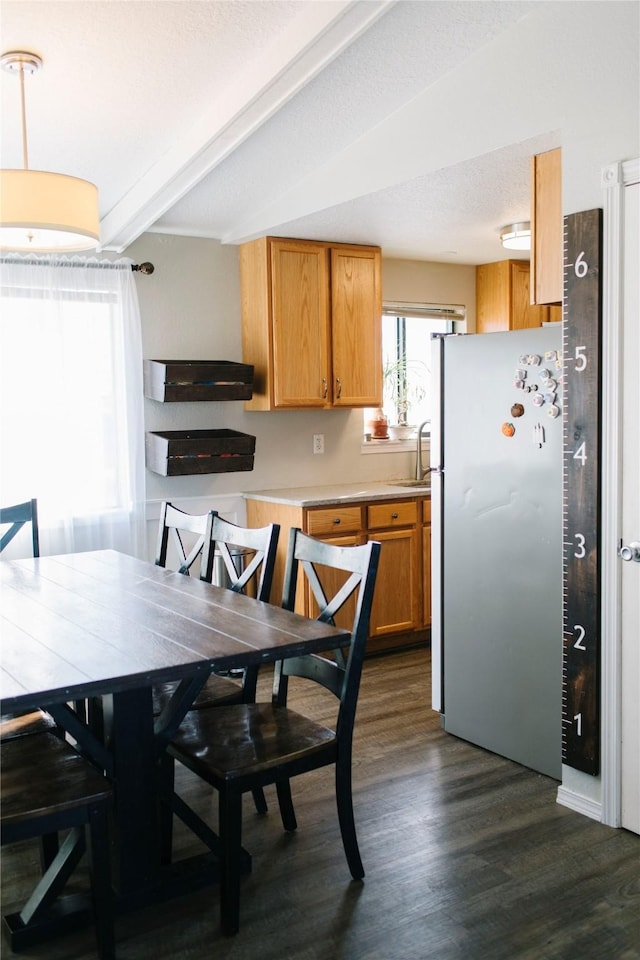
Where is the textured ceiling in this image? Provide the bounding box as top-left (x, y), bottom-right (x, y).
top-left (1, 1), bottom-right (631, 264)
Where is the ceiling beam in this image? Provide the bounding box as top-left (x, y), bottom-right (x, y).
top-left (221, 3), bottom-right (562, 246)
top-left (99, 0), bottom-right (395, 251)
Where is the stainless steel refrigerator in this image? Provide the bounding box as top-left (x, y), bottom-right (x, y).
top-left (430, 326), bottom-right (563, 779)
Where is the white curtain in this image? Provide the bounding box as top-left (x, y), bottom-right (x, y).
top-left (0, 255), bottom-right (146, 558)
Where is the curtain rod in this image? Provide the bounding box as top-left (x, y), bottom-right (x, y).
top-left (0, 256), bottom-right (155, 274)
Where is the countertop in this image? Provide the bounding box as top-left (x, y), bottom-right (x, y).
top-left (243, 481), bottom-right (431, 507)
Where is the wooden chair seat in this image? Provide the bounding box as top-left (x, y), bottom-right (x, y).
top-left (169, 703), bottom-right (336, 784)
top-left (153, 673), bottom-right (243, 716)
top-left (0, 709), bottom-right (57, 742)
top-left (1, 733), bottom-right (114, 959)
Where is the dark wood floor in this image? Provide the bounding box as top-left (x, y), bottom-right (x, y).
top-left (2, 647), bottom-right (639, 960)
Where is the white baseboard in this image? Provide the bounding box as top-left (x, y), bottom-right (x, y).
top-left (556, 785), bottom-right (603, 823)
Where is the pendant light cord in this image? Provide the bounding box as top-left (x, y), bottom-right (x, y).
top-left (18, 61), bottom-right (29, 170)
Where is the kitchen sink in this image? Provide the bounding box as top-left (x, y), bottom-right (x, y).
top-left (389, 479), bottom-right (431, 489)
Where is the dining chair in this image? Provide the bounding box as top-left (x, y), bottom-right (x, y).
top-left (153, 506), bottom-right (280, 713)
top-left (154, 509), bottom-right (280, 836)
top-left (0, 497), bottom-right (39, 557)
top-left (155, 500), bottom-right (214, 577)
top-left (1, 732), bottom-right (115, 960)
top-left (163, 529), bottom-right (381, 935)
top-left (0, 499), bottom-right (54, 742)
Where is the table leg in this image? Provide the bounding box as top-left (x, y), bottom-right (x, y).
top-left (108, 687), bottom-right (159, 902)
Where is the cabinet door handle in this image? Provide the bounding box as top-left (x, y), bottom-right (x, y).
top-left (321, 377), bottom-right (328, 399)
top-left (332, 518), bottom-right (341, 525)
top-left (335, 377), bottom-right (342, 399)
top-left (391, 512), bottom-right (399, 520)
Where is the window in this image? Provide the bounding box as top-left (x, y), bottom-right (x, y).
top-left (379, 301), bottom-right (464, 429)
top-left (0, 256), bottom-right (145, 558)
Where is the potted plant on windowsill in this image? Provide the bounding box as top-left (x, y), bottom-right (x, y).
top-left (383, 358), bottom-right (428, 439)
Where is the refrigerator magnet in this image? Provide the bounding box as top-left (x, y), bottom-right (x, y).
top-left (533, 423), bottom-right (545, 448)
top-left (547, 404), bottom-right (560, 419)
top-left (511, 403), bottom-right (525, 418)
top-left (544, 350), bottom-right (558, 362)
top-left (502, 422), bottom-right (516, 437)
top-left (527, 354), bottom-right (542, 365)
top-left (532, 393), bottom-right (545, 407)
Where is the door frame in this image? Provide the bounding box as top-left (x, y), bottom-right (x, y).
top-left (600, 157), bottom-right (640, 826)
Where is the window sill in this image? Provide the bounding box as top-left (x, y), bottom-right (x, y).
top-left (361, 438), bottom-right (429, 455)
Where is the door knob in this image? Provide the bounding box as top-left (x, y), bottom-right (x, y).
top-left (619, 541), bottom-right (640, 562)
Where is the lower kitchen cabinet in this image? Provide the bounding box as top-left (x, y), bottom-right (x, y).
top-left (366, 500), bottom-right (420, 646)
top-left (246, 494), bottom-right (431, 654)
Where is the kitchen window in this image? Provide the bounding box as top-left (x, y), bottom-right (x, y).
top-left (374, 301), bottom-right (464, 436)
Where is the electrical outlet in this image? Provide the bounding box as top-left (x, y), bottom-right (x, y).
top-left (313, 434), bottom-right (325, 455)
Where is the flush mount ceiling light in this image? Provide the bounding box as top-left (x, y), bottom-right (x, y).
top-left (500, 221), bottom-right (531, 251)
top-left (0, 50), bottom-right (99, 252)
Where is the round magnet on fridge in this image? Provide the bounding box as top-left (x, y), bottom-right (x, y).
top-left (511, 403), bottom-right (525, 418)
top-left (502, 422), bottom-right (516, 437)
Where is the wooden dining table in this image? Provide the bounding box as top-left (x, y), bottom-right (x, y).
top-left (0, 549), bottom-right (350, 946)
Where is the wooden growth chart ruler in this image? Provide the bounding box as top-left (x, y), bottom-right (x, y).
top-left (562, 208), bottom-right (603, 775)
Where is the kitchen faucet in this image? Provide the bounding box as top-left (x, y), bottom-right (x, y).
top-left (415, 421), bottom-right (431, 481)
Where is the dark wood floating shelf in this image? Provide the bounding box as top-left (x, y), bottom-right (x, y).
top-left (145, 429), bottom-right (256, 476)
top-left (144, 360), bottom-right (254, 402)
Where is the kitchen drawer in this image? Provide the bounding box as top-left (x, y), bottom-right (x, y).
top-left (367, 500), bottom-right (417, 529)
top-left (305, 505), bottom-right (362, 537)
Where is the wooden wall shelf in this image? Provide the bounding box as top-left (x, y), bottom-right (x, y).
top-left (144, 360), bottom-right (254, 402)
top-left (145, 429), bottom-right (256, 476)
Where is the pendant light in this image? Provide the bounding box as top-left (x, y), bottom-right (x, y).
top-left (0, 50), bottom-right (100, 252)
top-left (500, 221), bottom-right (531, 251)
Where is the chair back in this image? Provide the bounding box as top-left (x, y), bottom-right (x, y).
top-left (276, 529), bottom-right (380, 728)
top-left (202, 514), bottom-right (280, 602)
top-left (0, 499), bottom-right (39, 557)
top-left (155, 502), bottom-right (214, 577)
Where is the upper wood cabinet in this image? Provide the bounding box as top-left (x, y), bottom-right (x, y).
top-left (531, 147), bottom-right (563, 305)
top-left (240, 236), bottom-right (382, 410)
top-left (476, 259), bottom-right (551, 332)
top-left (330, 246), bottom-right (382, 407)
